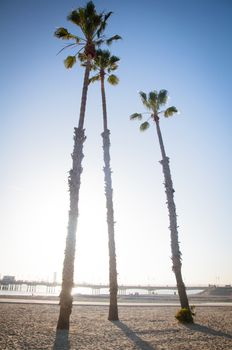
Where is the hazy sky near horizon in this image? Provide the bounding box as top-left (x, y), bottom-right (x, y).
top-left (0, 0), bottom-right (231, 286)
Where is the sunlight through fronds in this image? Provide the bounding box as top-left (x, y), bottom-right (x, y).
top-left (55, 1), bottom-right (121, 71)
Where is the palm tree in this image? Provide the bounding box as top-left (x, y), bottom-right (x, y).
top-left (89, 49), bottom-right (120, 320)
top-left (130, 89), bottom-right (193, 322)
top-left (54, 1), bottom-right (121, 330)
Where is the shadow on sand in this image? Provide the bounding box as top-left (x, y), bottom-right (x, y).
top-left (185, 323), bottom-right (232, 339)
top-left (112, 321), bottom-right (157, 350)
top-left (53, 329), bottom-right (70, 350)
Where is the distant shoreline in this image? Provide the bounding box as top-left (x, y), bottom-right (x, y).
top-left (0, 292), bottom-right (231, 306)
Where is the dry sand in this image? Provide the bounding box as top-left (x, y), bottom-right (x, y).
top-left (0, 303), bottom-right (232, 349)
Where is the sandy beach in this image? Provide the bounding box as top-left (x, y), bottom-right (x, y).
top-left (0, 303), bottom-right (232, 349)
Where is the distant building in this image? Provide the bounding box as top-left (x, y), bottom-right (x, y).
top-left (2, 275), bottom-right (16, 284)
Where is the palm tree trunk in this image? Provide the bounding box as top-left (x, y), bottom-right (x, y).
top-left (155, 118), bottom-right (191, 312)
top-left (57, 59), bottom-right (91, 330)
top-left (101, 73), bottom-right (119, 321)
top-left (78, 60), bottom-right (91, 129)
top-left (101, 71), bottom-right (108, 131)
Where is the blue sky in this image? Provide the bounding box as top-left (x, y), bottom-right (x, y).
top-left (0, 0), bottom-right (231, 286)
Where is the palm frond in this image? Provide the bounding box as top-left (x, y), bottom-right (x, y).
top-left (130, 113), bottom-right (143, 120)
top-left (107, 74), bottom-right (119, 85)
top-left (95, 11), bottom-right (113, 38)
top-left (164, 106), bottom-right (178, 117)
top-left (89, 74), bottom-right (100, 83)
top-left (108, 55), bottom-right (120, 71)
top-left (140, 121), bottom-right (150, 131)
top-left (109, 55), bottom-right (120, 64)
top-left (104, 11), bottom-right (113, 22)
top-left (95, 39), bottom-right (104, 47)
top-left (139, 91), bottom-right (151, 109)
top-left (67, 10), bottom-right (81, 26)
top-left (86, 1), bottom-right (102, 34)
top-left (107, 64), bottom-right (118, 72)
top-left (54, 27), bottom-right (76, 40)
top-left (86, 1), bottom-right (95, 15)
top-left (64, 55), bottom-right (76, 68)
top-left (158, 89), bottom-right (168, 106)
top-left (149, 91), bottom-right (158, 103)
top-left (56, 43), bottom-right (77, 56)
top-left (93, 50), bottom-right (120, 75)
top-left (106, 35), bottom-right (122, 45)
top-left (148, 91), bottom-right (159, 112)
top-left (96, 21), bottom-right (106, 38)
top-left (97, 49), bottom-right (110, 65)
top-left (78, 52), bottom-right (87, 62)
top-left (95, 16), bottom-right (107, 37)
top-left (139, 91), bottom-right (147, 102)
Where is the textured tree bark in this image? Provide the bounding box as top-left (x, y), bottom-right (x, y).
top-left (101, 72), bottom-right (119, 321)
top-left (57, 60), bottom-right (91, 330)
top-left (155, 118), bottom-right (191, 314)
top-left (102, 129), bottom-right (119, 321)
top-left (78, 60), bottom-right (91, 129)
top-left (57, 127), bottom-right (86, 330)
top-left (101, 70), bottom-right (108, 131)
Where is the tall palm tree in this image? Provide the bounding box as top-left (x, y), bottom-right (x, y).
top-left (54, 1), bottom-right (121, 330)
top-left (89, 49), bottom-right (120, 320)
top-left (130, 89), bottom-right (193, 322)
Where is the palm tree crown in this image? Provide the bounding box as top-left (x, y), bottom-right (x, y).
top-left (89, 49), bottom-right (120, 85)
top-left (54, 1), bottom-right (121, 68)
top-left (130, 89), bottom-right (178, 130)
top-left (89, 49), bottom-right (120, 131)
